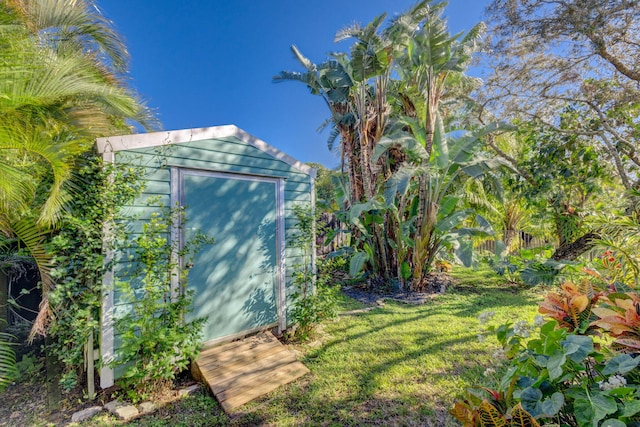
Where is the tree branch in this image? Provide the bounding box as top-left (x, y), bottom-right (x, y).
top-left (590, 34), bottom-right (640, 82)
top-left (485, 136), bottom-right (536, 186)
top-left (551, 232), bottom-right (599, 261)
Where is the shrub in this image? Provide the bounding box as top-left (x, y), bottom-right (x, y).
top-left (11, 351), bottom-right (44, 384)
top-left (452, 281), bottom-right (640, 426)
top-left (289, 205), bottom-right (338, 341)
top-left (110, 205), bottom-right (212, 403)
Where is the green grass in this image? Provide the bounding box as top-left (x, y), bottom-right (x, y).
top-left (79, 266), bottom-right (542, 426)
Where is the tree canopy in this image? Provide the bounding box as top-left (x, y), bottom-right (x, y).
top-left (481, 0), bottom-right (640, 191)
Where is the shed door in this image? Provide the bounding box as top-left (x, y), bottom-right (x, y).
top-left (180, 170), bottom-right (279, 343)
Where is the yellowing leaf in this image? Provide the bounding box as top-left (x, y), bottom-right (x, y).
top-left (592, 307), bottom-right (621, 319)
top-left (592, 318), bottom-right (634, 335)
top-left (617, 299), bottom-right (635, 311)
top-left (562, 282), bottom-right (579, 294)
top-left (449, 401), bottom-right (476, 426)
top-left (570, 295), bottom-right (589, 313)
top-left (509, 403), bottom-right (540, 427)
top-left (478, 400), bottom-right (507, 427)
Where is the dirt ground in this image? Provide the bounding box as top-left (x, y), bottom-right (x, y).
top-left (2, 376), bottom-right (86, 426)
top-left (342, 272), bottom-right (452, 305)
top-left (1, 365), bottom-right (198, 426)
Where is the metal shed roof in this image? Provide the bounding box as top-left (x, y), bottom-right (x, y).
top-left (95, 124), bottom-right (316, 178)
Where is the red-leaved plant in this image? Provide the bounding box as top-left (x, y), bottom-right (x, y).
top-left (592, 292), bottom-right (640, 352)
top-left (537, 281), bottom-right (600, 332)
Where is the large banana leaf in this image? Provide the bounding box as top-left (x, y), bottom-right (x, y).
top-left (432, 113), bottom-right (449, 169)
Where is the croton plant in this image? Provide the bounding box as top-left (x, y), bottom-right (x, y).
top-left (451, 258), bottom-right (640, 426)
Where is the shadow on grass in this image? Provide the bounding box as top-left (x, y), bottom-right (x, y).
top-left (120, 268), bottom-right (541, 427)
top-left (233, 391), bottom-right (454, 426)
top-left (234, 271), bottom-right (542, 425)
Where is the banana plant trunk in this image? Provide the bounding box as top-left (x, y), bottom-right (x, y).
top-left (503, 229), bottom-right (518, 253)
top-left (412, 198), bottom-right (439, 290)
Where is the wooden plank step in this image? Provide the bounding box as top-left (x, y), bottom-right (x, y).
top-left (217, 361), bottom-right (309, 404)
top-left (200, 350), bottom-right (295, 387)
top-left (193, 331), bottom-right (309, 413)
top-left (196, 338), bottom-right (284, 368)
top-left (219, 362), bottom-right (309, 412)
top-left (199, 345), bottom-right (293, 377)
top-left (198, 332), bottom-right (278, 359)
top-left (206, 351), bottom-right (298, 394)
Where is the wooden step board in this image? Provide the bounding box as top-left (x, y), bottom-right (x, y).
top-left (192, 331), bottom-right (309, 412)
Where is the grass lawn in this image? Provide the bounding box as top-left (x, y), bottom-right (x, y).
top-left (77, 267), bottom-right (542, 426)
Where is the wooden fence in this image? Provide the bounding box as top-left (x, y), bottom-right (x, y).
top-left (475, 233), bottom-right (552, 254)
top-left (316, 212), bottom-right (348, 256)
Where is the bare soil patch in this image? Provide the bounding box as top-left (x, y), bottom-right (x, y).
top-left (0, 365), bottom-right (198, 426)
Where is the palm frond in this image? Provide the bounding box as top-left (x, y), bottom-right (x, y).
top-left (0, 121), bottom-right (83, 226)
top-left (0, 159), bottom-right (34, 218)
top-left (326, 127), bottom-right (341, 153)
top-left (334, 22), bottom-right (365, 43)
top-left (0, 329), bottom-right (17, 391)
top-left (9, 0), bottom-right (129, 71)
top-left (10, 217), bottom-right (54, 338)
top-left (335, 13), bottom-right (387, 43)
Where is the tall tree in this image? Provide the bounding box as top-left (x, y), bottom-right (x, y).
top-left (0, 0), bottom-right (155, 335)
top-left (481, 0), bottom-right (640, 191)
top-left (507, 117), bottom-right (619, 256)
top-left (389, 2), bottom-right (486, 285)
top-left (480, 0), bottom-right (639, 259)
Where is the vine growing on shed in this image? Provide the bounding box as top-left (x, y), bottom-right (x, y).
top-left (289, 204), bottom-right (338, 341)
top-left (48, 157), bottom-right (144, 392)
top-left (110, 203), bottom-right (213, 403)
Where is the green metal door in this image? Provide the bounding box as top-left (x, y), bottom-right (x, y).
top-left (181, 170), bottom-right (278, 343)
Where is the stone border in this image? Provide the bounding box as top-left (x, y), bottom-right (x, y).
top-left (70, 384), bottom-right (201, 423)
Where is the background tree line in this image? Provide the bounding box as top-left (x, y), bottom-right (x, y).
top-left (280, 0), bottom-right (639, 287)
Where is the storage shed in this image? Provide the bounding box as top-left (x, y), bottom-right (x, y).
top-left (96, 125), bottom-right (316, 388)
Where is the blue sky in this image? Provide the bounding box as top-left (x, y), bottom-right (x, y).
top-left (102, 1), bottom-right (489, 168)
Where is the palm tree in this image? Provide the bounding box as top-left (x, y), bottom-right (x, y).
top-left (0, 0), bottom-right (155, 336)
top-left (275, 3), bottom-right (429, 282)
top-left (275, 2), bottom-right (429, 206)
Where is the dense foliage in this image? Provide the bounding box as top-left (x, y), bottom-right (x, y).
top-left (482, 0), bottom-right (640, 260)
top-left (1, 1), bottom-right (638, 423)
top-left (111, 205), bottom-right (212, 403)
top-left (453, 255), bottom-right (640, 425)
top-left (47, 158), bottom-right (144, 392)
top-left (0, 0), bottom-right (154, 400)
top-left (0, 0), bottom-right (154, 336)
top-left (278, 1), bottom-right (503, 289)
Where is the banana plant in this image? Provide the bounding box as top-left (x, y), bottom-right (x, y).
top-left (372, 118), bottom-right (508, 289)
